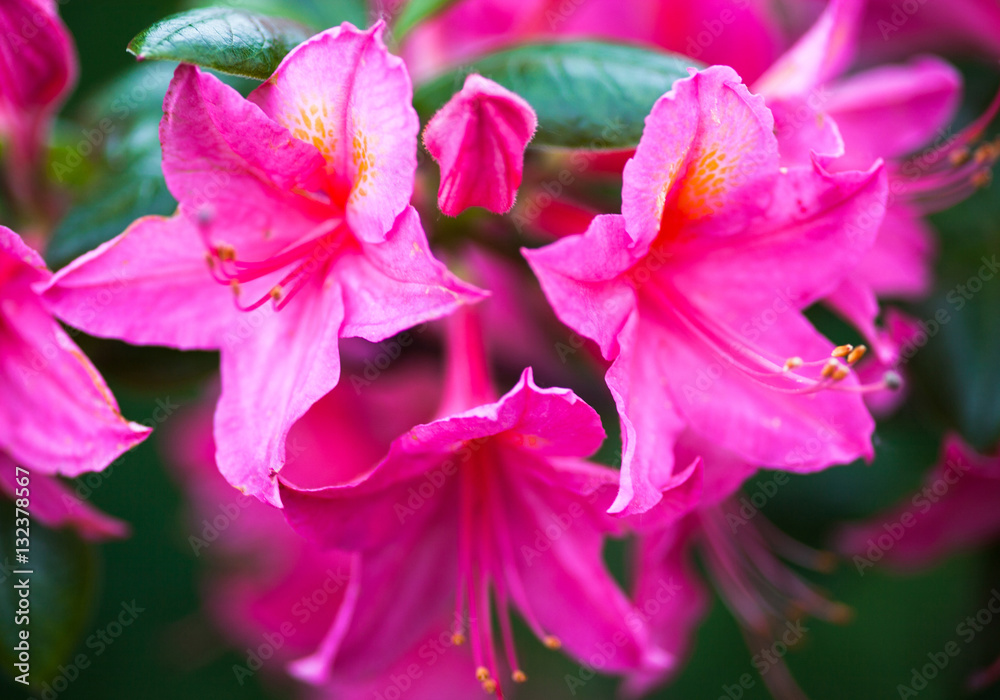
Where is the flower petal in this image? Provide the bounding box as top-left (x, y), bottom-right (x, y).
top-left (41, 215), bottom-right (241, 350)
top-left (424, 74), bottom-right (537, 216)
top-left (250, 22), bottom-right (418, 243)
top-left (622, 65), bottom-right (778, 248)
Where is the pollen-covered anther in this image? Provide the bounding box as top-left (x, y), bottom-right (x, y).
top-left (972, 169), bottom-right (993, 189)
top-left (543, 635), bottom-right (562, 650)
top-left (782, 356), bottom-right (803, 372)
top-left (846, 345), bottom-right (867, 365)
top-left (475, 667), bottom-right (490, 682)
top-left (973, 143), bottom-right (999, 165)
top-left (949, 147), bottom-right (971, 167)
top-left (482, 678), bottom-right (498, 694)
top-left (269, 286), bottom-right (282, 301)
top-left (512, 670), bottom-right (527, 683)
top-left (229, 279), bottom-right (240, 295)
top-left (830, 344), bottom-right (853, 358)
top-left (820, 359), bottom-right (849, 381)
top-left (216, 244), bottom-right (236, 262)
top-left (451, 632), bottom-right (466, 645)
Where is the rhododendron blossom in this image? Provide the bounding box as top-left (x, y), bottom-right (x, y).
top-left (41, 23), bottom-right (484, 504)
top-left (281, 312), bottom-right (673, 696)
top-left (526, 65), bottom-right (889, 515)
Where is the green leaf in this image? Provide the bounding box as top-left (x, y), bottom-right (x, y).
top-left (393, 0), bottom-right (460, 40)
top-left (0, 497), bottom-right (99, 687)
top-left (413, 42), bottom-right (702, 150)
top-left (127, 8), bottom-right (314, 80)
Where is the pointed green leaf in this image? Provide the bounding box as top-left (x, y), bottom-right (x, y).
top-left (127, 8), bottom-right (314, 80)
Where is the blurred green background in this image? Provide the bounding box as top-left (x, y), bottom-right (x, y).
top-left (2, 0), bottom-right (1000, 698)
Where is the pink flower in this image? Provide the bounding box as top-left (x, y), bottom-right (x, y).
top-left (0, 226), bottom-right (145, 539)
top-left (164, 364), bottom-right (467, 692)
top-left (525, 65), bottom-right (888, 516)
top-left (424, 74), bottom-right (537, 216)
top-left (0, 0), bottom-right (76, 179)
top-left (41, 22), bottom-right (484, 505)
top-left (754, 0), bottom-right (999, 359)
top-left (280, 310), bottom-right (672, 695)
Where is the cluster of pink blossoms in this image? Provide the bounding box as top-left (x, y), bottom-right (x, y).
top-left (3, 0), bottom-right (1000, 697)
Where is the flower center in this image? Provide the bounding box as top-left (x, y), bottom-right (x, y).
top-left (452, 443), bottom-right (559, 697)
top-left (199, 213), bottom-right (351, 313)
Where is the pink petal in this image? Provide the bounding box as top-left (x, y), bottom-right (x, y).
top-left (338, 206), bottom-right (487, 342)
top-left (0, 228), bottom-right (150, 476)
top-left (424, 73), bottom-right (537, 216)
top-left (215, 271), bottom-right (346, 505)
top-left (250, 22), bottom-right (418, 243)
top-left (161, 64), bottom-right (329, 257)
top-left (523, 214), bottom-right (639, 360)
top-left (0, 0), bottom-right (76, 171)
top-left (824, 276), bottom-right (892, 363)
top-left (754, 0), bottom-right (863, 99)
top-left (622, 66), bottom-right (778, 248)
top-left (854, 205), bottom-right (936, 299)
top-left (502, 462), bottom-right (672, 675)
top-left (826, 56), bottom-right (963, 165)
top-left (41, 215), bottom-right (241, 350)
top-left (0, 456), bottom-right (128, 540)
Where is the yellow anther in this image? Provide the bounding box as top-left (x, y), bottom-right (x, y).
top-left (216, 244), bottom-right (236, 262)
top-left (972, 169), bottom-right (993, 188)
top-left (821, 359), bottom-right (842, 379)
top-left (229, 279), bottom-right (240, 295)
top-left (451, 632), bottom-right (466, 645)
top-left (783, 356), bottom-right (803, 371)
top-left (543, 635), bottom-right (562, 650)
top-left (269, 286), bottom-right (283, 301)
top-left (950, 147), bottom-right (971, 166)
top-left (831, 365), bottom-right (850, 382)
top-left (846, 345), bottom-right (867, 364)
top-left (512, 670), bottom-right (527, 683)
top-left (475, 667), bottom-right (490, 682)
top-left (831, 344), bottom-right (853, 358)
top-left (482, 679), bottom-right (498, 694)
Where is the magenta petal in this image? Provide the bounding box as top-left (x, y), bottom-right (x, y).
top-left (854, 206), bottom-right (935, 299)
top-left (215, 273), bottom-right (346, 505)
top-left (0, 0), bottom-right (76, 171)
top-left (424, 73), bottom-right (537, 216)
top-left (0, 228), bottom-right (150, 476)
top-left (250, 22), bottom-right (418, 244)
top-left (161, 64), bottom-right (328, 254)
top-left (41, 215), bottom-right (241, 350)
top-left (754, 0), bottom-right (863, 100)
top-left (622, 65), bottom-right (778, 247)
top-left (523, 214), bottom-right (639, 360)
top-left (0, 457), bottom-right (128, 540)
top-left (826, 56), bottom-right (962, 165)
top-left (339, 206), bottom-right (487, 342)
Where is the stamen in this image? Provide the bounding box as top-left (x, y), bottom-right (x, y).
top-left (831, 344), bottom-right (853, 358)
top-left (846, 345), bottom-right (866, 364)
top-left (475, 667), bottom-right (490, 682)
top-left (543, 636), bottom-right (562, 650)
top-left (512, 670), bottom-right (527, 683)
